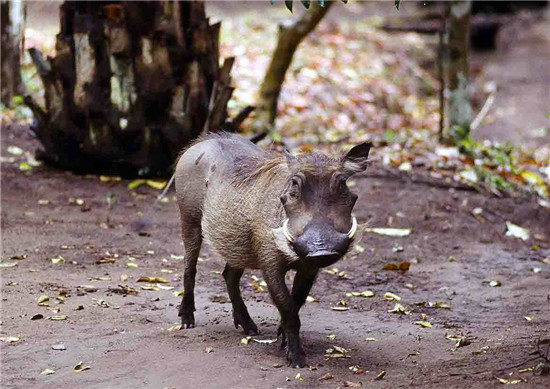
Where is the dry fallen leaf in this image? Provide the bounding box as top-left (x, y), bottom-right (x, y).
top-left (346, 290), bottom-right (375, 298)
top-left (40, 368), bottom-right (55, 376)
top-left (318, 372), bottom-right (333, 381)
top-left (374, 370), bottom-right (386, 380)
top-left (495, 377), bottom-right (523, 384)
top-left (140, 286), bottom-right (159, 291)
top-left (382, 262), bottom-right (410, 271)
top-left (120, 274), bottom-right (129, 282)
top-left (51, 256), bottom-right (65, 264)
top-left (137, 276), bottom-right (168, 284)
top-left (343, 380), bottom-right (362, 387)
top-left (505, 221), bottom-right (530, 241)
top-left (389, 303), bottom-right (409, 314)
top-left (365, 227), bottom-right (411, 237)
top-left (96, 257), bottom-right (116, 264)
top-left (414, 320), bottom-right (433, 328)
top-left (384, 292), bottom-right (401, 301)
top-left (331, 306), bottom-right (349, 311)
top-left (306, 295), bottom-right (318, 302)
top-left (47, 316), bottom-right (68, 321)
top-left (324, 345), bottom-right (350, 358)
top-left (364, 337), bottom-right (377, 342)
top-left (89, 276), bottom-right (112, 281)
top-left (167, 324), bottom-right (182, 332)
top-left (241, 337), bottom-right (252, 345)
top-left (252, 338), bottom-right (277, 344)
top-left (156, 284), bottom-right (174, 290)
top-left (74, 362), bottom-right (91, 372)
top-left (37, 294), bottom-right (49, 304)
top-left (0, 336), bottom-right (20, 343)
top-left (204, 347), bottom-right (214, 353)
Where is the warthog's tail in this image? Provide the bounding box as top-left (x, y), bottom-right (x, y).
top-left (156, 174), bottom-right (176, 203)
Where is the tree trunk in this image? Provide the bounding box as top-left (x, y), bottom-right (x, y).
top-left (440, 1), bottom-right (472, 143)
top-left (255, 2), bottom-right (332, 132)
top-left (1, 0), bottom-right (24, 107)
top-left (25, 1), bottom-right (249, 177)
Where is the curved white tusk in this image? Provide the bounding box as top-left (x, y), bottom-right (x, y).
top-left (347, 216), bottom-right (358, 239)
top-left (282, 218), bottom-right (294, 243)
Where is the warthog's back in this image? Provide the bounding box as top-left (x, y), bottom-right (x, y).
top-left (175, 133), bottom-right (284, 269)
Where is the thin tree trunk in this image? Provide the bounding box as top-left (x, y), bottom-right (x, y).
top-left (255, 2), bottom-right (332, 131)
top-left (1, 0), bottom-right (24, 107)
top-left (440, 0), bottom-right (472, 143)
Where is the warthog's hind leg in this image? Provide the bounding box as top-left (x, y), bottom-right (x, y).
top-left (179, 225), bottom-right (202, 329)
top-left (222, 264), bottom-right (259, 335)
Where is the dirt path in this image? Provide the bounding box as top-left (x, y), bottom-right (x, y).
top-left (2, 123), bottom-right (549, 388)
top-left (471, 9), bottom-right (550, 148)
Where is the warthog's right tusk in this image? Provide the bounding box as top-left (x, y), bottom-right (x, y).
top-left (347, 216), bottom-right (358, 239)
top-left (282, 218), bottom-right (294, 243)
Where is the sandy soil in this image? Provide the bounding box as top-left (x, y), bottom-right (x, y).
top-left (1, 121), bottom-right (549, 388)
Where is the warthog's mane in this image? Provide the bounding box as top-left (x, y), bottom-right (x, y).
top-left (232, 152), bottom-right (342, 188)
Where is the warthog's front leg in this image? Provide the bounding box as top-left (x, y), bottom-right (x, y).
top-left (222, 264), bottom-right (259, 335)
top-left (264, 267), bottom-right (306, 368)
top-left (277, 268), bottom-right (318, 349)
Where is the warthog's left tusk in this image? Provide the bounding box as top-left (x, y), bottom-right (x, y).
top-left (347, 216), bottom-right (358, 239)
top-left (282, 219), bottom-right (294, 243)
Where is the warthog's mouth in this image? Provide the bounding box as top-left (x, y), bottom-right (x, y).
top-left (305, 250), bottom-right (341, 268)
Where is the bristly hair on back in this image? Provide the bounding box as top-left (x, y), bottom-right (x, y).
top-left (231, 154), bottom-right (287, 187)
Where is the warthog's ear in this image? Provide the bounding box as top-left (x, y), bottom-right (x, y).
top-left (341, 142), bottom-right (371, 176)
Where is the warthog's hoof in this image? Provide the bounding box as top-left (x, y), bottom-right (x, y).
top-left (233, 314), bottom-right (259, 335)
top-left (180, 312), bottom-right (195, 329)
top-left (287, 349), bottom-right (306, 368)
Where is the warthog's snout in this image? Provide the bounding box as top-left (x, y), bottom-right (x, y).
top-left (290, 223), bottom-right (353, 267)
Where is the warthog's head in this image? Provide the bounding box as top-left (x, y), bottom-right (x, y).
top-left (280, 143), bottom-right (371, 268)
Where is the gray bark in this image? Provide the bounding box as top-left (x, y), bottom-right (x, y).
top-left (1, 0), bottom-right (24, 106)
top-left (440, 0), bottom-right (472, 143)
top-left (255, 2), bottom-right (332, 132)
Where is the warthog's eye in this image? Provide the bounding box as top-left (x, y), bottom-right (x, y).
top-left (338, 179), bottom-right (348, 196)
top-left (289, 178), bottom-right (300, 198)
top-left (287, 175), bottom-right (302, 200)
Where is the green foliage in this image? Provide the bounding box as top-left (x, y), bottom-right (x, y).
top-left (449, 124), bottom-right (470, 143)
top-left (276, 0), bottom-right (340, 12)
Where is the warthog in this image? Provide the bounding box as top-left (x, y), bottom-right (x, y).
top-left (174, 133), bottom-right (371, 367)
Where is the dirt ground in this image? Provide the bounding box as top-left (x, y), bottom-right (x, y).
top-left (2, 2), bottom-right (550, 389)
top-left (2, 119), bottom-right (549, 389)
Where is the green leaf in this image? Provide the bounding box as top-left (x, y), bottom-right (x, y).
top-left (301, 0), bottom-right (310, 9)
top-left (12, 95), bottom-right (24, 106)
top-left (395, 0), bottom-right (401, 10)
top-left (285, 0), bottom-right (293, 12)
top-left (128, 179), bottom-right (146, 189)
